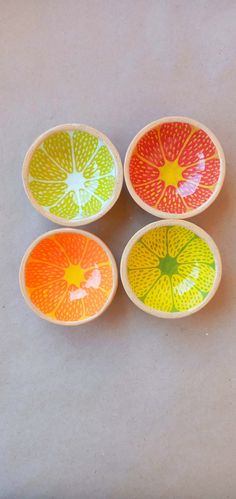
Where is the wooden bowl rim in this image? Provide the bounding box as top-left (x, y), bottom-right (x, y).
top-left (120, 219), bottom-right (222, 319)
top-left (22, 123), bottom-right (123, 226)
top-left (124, 116), bottom-right (226, 219)
top-left (19, 228), bottom-right (118, 325)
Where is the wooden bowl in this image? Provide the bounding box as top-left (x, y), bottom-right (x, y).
top-left (22, 124), bottom-right (123, 226)
top-left (19, 229), bottom-right (118, 325)
top-left (124, 116), bottom-right (225, 218)
top-left (120, 220), bottom-right (222, 319)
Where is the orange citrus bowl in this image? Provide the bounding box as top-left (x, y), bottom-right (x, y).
top-left (19, 229), bottom-right (118, 325)
top-left (124, 116), bottom-right (225, 218)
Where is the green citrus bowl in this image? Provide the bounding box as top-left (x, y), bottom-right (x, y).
top-left (120, 220), bottom-right (222, 319)
top-left (22, 124), bottom-right (123, 226)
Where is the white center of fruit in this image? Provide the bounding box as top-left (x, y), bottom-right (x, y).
top-left (66, 171), bottom-right (85, 191)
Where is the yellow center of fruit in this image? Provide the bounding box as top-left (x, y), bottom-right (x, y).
top-left (64, 264), bottom-right (86, 288)
top-left (159, 160), bottom-right (183, 187)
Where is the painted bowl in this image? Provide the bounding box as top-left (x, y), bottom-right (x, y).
top-left (120, 220), bottom-right (222, 318)
top-left (22, 124), bottom-right (123, 226)
top-left (124, 117), bottom-right (225, 218)
top-left (19, 229), bottom-right (118, 325)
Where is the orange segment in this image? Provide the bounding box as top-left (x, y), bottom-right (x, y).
top-left (83, 288), bottom-right (107, 317)
top-left (84, 264), bottom-right (113, 292)
top-left (54, 233), bottom-right (88, 265)
top-left (157, 185), bottom-right (186, 214)
top-left (25, 261), bottom-right (64, 288)
top-left (129, 155), bottom-right (160, 185)
top-left (80, 239), bottom-right (108, 269)
top-left (30, 238), bottom-right (69, 268)
top-left (30, 280), bottom-right (67, 314)
top-left (55, 284), bottom-right (84, 321)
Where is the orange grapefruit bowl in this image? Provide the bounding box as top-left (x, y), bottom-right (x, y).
top-left (124, 117), bottom-right (225, 218)
top-left (19, 229), bottom-right (118, 325)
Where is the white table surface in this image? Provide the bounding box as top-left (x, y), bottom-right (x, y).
top-left (1, 1), bottom-right (236, 498)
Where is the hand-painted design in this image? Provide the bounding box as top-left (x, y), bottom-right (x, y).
top-left (25, 232), bottom-right (113, 322)
top-left (127, 225), bottom-right (216, 313)
top-left (28, 130), bottom-right (116, 220)
top-left (129, 122), bottom-right (222, 214)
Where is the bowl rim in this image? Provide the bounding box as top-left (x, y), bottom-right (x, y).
top-left (19, 228), bottom-right (118, 326)
top-left (22, 123), bottom-right (123, 227)
top-left (124, 116), bottom-right (226, 219)
top-left (120, 219), bottom-right (222, 319)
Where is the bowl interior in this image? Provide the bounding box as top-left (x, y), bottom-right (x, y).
top-left (21, 231), bottom-right (115, 323)
top-left (127, 120), bottom-right (223, 216)
top-left (125, 224), bottom-right (218, 315)
top-left (25, 128), bottom-right (118, 223)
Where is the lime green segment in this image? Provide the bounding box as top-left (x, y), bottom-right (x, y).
top-left (49, 191), bottom-right (79, 219)
top-left (43, 132), bottom-right (73, 173)
top-left (27, 129), bottom-right (116, 221)
top-left (72, 130), bottom-right (99, 172)
top-left (84, 146), bottom-right (114, 178)
top-left (29, 149), bottom-right (67, 181)
top-left (29, 180), bottom-right (67, 206)
top-left (127, 225), bottom-right (216, 313)
top-left (85, 176), bottom-right (115, 201)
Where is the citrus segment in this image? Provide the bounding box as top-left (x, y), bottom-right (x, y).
top-left (29, 149), bottom-right (67, 181)
top-left (135, 180), bottom-right (164, 206)
top-left (141, 227), bottom-right (167, 258)
top-left (128, 120), bottom-right (223, 216)
top-left (54, 233), bottom-right (88, 265)
top-left (178, 129), bottom-right (216, 166)
top-left (72, 130), bottom-right (99, 172)
top-left (25, 261), bottom-right (64, 288)
top-left (80, 238), bottom-right (108, 268)
top-left (126, 225), bottom-right (217, 314)
top-left (30, 280), bottom-right (68, 314)
top-left (171, 274), bottom-right (203, 311)
top-left (27, 128), bottom-right (118, 222)
top-left (30, 238), bottom-right (69, 267)
top-left (55, 284), bottom-right (84, 321)
top-left (128, 268), bottom-right (161, 297)
top-left (144, 275), bottom-right (172, 312)
top-left (167, 226), bottom-right (195, 258)
top-left (43, 132), bottom-right (73, 173)
top-left (160, 122), bottom-right (192, 161)
top-left (127, 241), bottom-right (159, 269)
top-left (137, 129), bottom-right (164, 167)
top-left (177, 263), bottom-right (215, 293)
top-left (23, 232), bottom-right (115, 323)
top-left (182, 158), bottom-right (220, 186)
top-left (129, 156), bottom-right (160, 185)
top-left (29, 180), bottom-right (67, 206)
top-left (177, 237), bottom-right (215, 264)
top-left (49, 191), bottom-right (80, 219)
top-left (157, 185), bottom-right (186, 214)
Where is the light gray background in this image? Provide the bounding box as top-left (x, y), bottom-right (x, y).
top-left (1, 1), bottom-right (235, 498)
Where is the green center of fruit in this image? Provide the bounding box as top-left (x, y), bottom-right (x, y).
top-left (159, 255), bottom-right (178, 276)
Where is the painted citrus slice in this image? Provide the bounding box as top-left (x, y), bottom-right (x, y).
top-left (121, 221), bottom-right (221, 318)
top-left (126, 118), bottom-right (225, 218)
top-left (23, 125), bottom-right (122, 225)
top-left (20, 230), bottom-right (117, 324)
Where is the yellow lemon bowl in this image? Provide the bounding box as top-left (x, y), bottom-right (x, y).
top-left (22, 124), bottom-right (123, 226)
top-left (124, 116), bottom-right (225, 219)
top-left (19, 229), bottom-right (118, 325)
top-left (120, 220), bottom-right (222, 319)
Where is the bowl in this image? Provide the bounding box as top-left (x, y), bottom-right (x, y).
top-left (19, 229), bottom-right (118, 325)
top-left (120, 220), bottom-right (222, 318)
top-left (22, 124), bottom-right (123, 226)
top-left (124, 116), bottom-right (225, 218)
